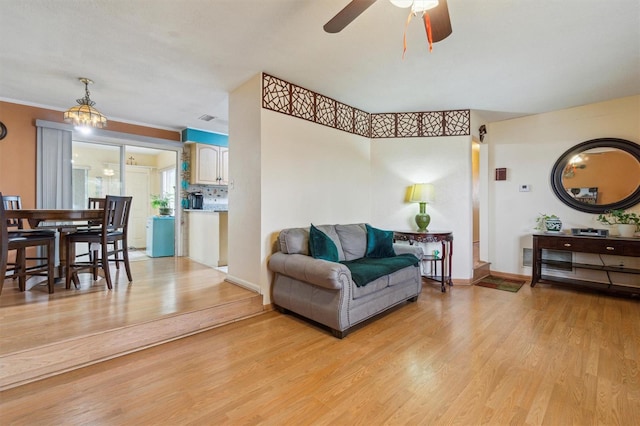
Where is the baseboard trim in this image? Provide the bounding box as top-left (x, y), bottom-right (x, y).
top-left (225, 275), bottom-right (261, 294)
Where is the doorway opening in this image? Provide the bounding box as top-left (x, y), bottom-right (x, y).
top-left (71, 139), bottom-right (178, 256)
top-left (472, 140), bottom-right (490, 281)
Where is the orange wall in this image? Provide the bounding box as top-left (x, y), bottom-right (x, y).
top-left (0, 101), bottom-right (180, 208)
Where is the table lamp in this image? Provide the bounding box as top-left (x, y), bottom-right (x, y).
top-left (409, 183), bottom-right (434, 231)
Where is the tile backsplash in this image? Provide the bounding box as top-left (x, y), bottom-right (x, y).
top-left (185, 184), bottom-right (228, 211)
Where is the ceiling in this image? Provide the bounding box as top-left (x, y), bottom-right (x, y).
top-left (1, 0), bottom-right (639, 135)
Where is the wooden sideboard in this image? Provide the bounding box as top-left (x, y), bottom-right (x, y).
top-left (531, 233), bottom-right (640, 296)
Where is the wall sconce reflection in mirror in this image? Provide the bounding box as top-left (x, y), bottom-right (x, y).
top-left (563, 154), bottom-right (587, 178)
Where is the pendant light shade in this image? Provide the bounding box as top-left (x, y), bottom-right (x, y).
top-left (63, 78), bottom-right (107, 129)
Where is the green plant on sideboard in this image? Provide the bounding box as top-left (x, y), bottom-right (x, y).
top-left (535, 213), bottom-right (562, 232)
top-left (596, 209), bottom-right (640, 227)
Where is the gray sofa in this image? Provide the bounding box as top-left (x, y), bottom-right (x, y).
top-left (268, 223), bottom-right (423, 338)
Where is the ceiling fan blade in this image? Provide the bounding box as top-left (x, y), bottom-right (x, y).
top-left (323, 0), bottom-right (378, 33)
top-left (429, 0), bottom-right (452, 42)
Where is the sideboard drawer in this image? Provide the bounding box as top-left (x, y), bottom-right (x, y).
top-left (623, 242), bottom-right (640, 256)
top-left (538, 236), bottom-right (626, 255)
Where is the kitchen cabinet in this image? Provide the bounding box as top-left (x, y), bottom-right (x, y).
top-left (190, 143), bottom-right (229, 185)
top-left (187, 211), bottom-right (228, 267)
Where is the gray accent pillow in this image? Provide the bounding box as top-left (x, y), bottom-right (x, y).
top-left (278, 227), bottom-right (310, 255)
top-left (335, 223), bottom-right (366, 261)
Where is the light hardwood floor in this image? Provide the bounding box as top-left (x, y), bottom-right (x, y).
top-left (0, 256), bottom-right (263, 389)
top-left (1, 265), bottom-right (639, 424)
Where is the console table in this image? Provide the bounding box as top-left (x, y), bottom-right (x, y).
top-left (394, 230), bottom-right (453, 292)
top-left (531, 233), bottom-right (640, 296)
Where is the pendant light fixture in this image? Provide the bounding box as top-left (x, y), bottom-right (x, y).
top-left (63, 77), bottom-right (107, 130)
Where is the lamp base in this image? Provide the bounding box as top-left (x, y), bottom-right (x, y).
top-left (415, 213), bottom-right (431, 232)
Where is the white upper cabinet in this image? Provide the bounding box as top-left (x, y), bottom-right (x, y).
top-left (190, 143), bottom-right (229, 185)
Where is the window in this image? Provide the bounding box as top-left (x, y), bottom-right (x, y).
top-left (161, 167), bottom-right (176, 209)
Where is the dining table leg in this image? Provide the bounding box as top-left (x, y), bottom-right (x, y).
top-left (55, 227), bottom-right (78, 283)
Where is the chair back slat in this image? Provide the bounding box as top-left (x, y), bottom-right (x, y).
top-left (87, 197), bottom-right (106, 227)
top-left (88, 197), bottom-right (106, 210)
top-left (2, 195), bottom-right (24, 229)
top-left (102, 196), bottom-right (133, 235)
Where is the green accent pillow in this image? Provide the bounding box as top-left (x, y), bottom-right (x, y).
top-left (309, 224), bottom-right (339, 262)
top-left (365, 224), bottom-right (396, 258)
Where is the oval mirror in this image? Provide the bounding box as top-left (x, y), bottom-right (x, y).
top-left (550, 138), bottom-right (640, 213)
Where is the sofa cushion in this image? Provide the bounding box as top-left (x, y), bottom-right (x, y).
top-left (309, 224), bottom-right (339, 262)
top-left (352, 274), bottom-right (389, 299)
top-left (365, 224), bottom-right (396, 258)
top-left (278, 227), bottom-right (310, 255)
top-left (335, 223), bottom-right (367, 261)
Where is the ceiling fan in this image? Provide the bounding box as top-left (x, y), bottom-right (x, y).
top-left (324, 0), bottom-right (453, 55)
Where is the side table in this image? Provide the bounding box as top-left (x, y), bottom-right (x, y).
top-left (393, 230), bottom-right (453, 292)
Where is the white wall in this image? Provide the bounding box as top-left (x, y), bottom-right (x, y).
top-left (227, 74), bottom-right (263, 293)
top-left (230, 74), bottom-right (638, 302)
top-left (260, 112), bottom-right (372, 301)
top-left (486, 95), bottom-right (640, 275)
top-left (371, 136), bottom-right (474, 281)
top-left (229, 75), bottom-right (372, 302)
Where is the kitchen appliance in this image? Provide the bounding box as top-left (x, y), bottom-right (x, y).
top-left (146, 216), bottom-right (175, 257)
top-left (188, 192), bottom-right (203, 210)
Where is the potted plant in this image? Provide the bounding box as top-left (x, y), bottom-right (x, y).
top-left (151, 193), bottom-right (173, 216)
top-left (535, 213), bottom-right (562, 233)
top-left (596, 209), bottom-right (640, 237)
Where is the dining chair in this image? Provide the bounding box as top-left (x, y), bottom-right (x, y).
top-left (0, 193), bottom-right (56, 295)
top-left (3, 195), bottom-right (25, 229)
top-left (65, 195), bottom-right (133, 290)
top-left (2, 194), bottom-right (51, 282)
top-left (2, 195), bottom-right (22, 279)
top-left (76, 197), bottom-right (120, 269)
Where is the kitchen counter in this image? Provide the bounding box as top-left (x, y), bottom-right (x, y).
top-left (184, 209), bottom-right (228, 213)
top-left (187, 210), bottom-right (228, 267)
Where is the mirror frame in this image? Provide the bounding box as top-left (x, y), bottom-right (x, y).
top-left (550, 137), bottom-right (640, 213)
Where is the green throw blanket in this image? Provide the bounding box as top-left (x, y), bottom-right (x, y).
top-left (340, 254), bottom-right (420, 287)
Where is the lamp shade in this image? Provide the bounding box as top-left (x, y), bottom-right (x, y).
top-left (63, 104), bottom-right (107, 128)
top-left (63, 78), bottom-right (107, 130)
top-left (409, 183), bottom-right (435, 203)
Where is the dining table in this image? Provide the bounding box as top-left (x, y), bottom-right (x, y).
top-left (5, 209), bottom-right (104, 282)
top-left (5, 209), bottom-right (103, 229)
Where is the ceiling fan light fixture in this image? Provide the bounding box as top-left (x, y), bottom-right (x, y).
top-left (390, 0), bottom-right (438, 13)
top-left (389, 0), bottom-right (414, 8)
top-left (63, 77), bottom-right (107, 130)
top-left (411, 0), bottom-right (439, 14)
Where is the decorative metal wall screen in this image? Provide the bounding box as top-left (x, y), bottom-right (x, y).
top-left (262, 73), bottom-right (470, 138)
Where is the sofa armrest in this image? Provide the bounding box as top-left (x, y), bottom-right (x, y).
top-left (268, 252), bottom-right (351, 290)
top-left (393, 243), bottom-right (423, 258)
